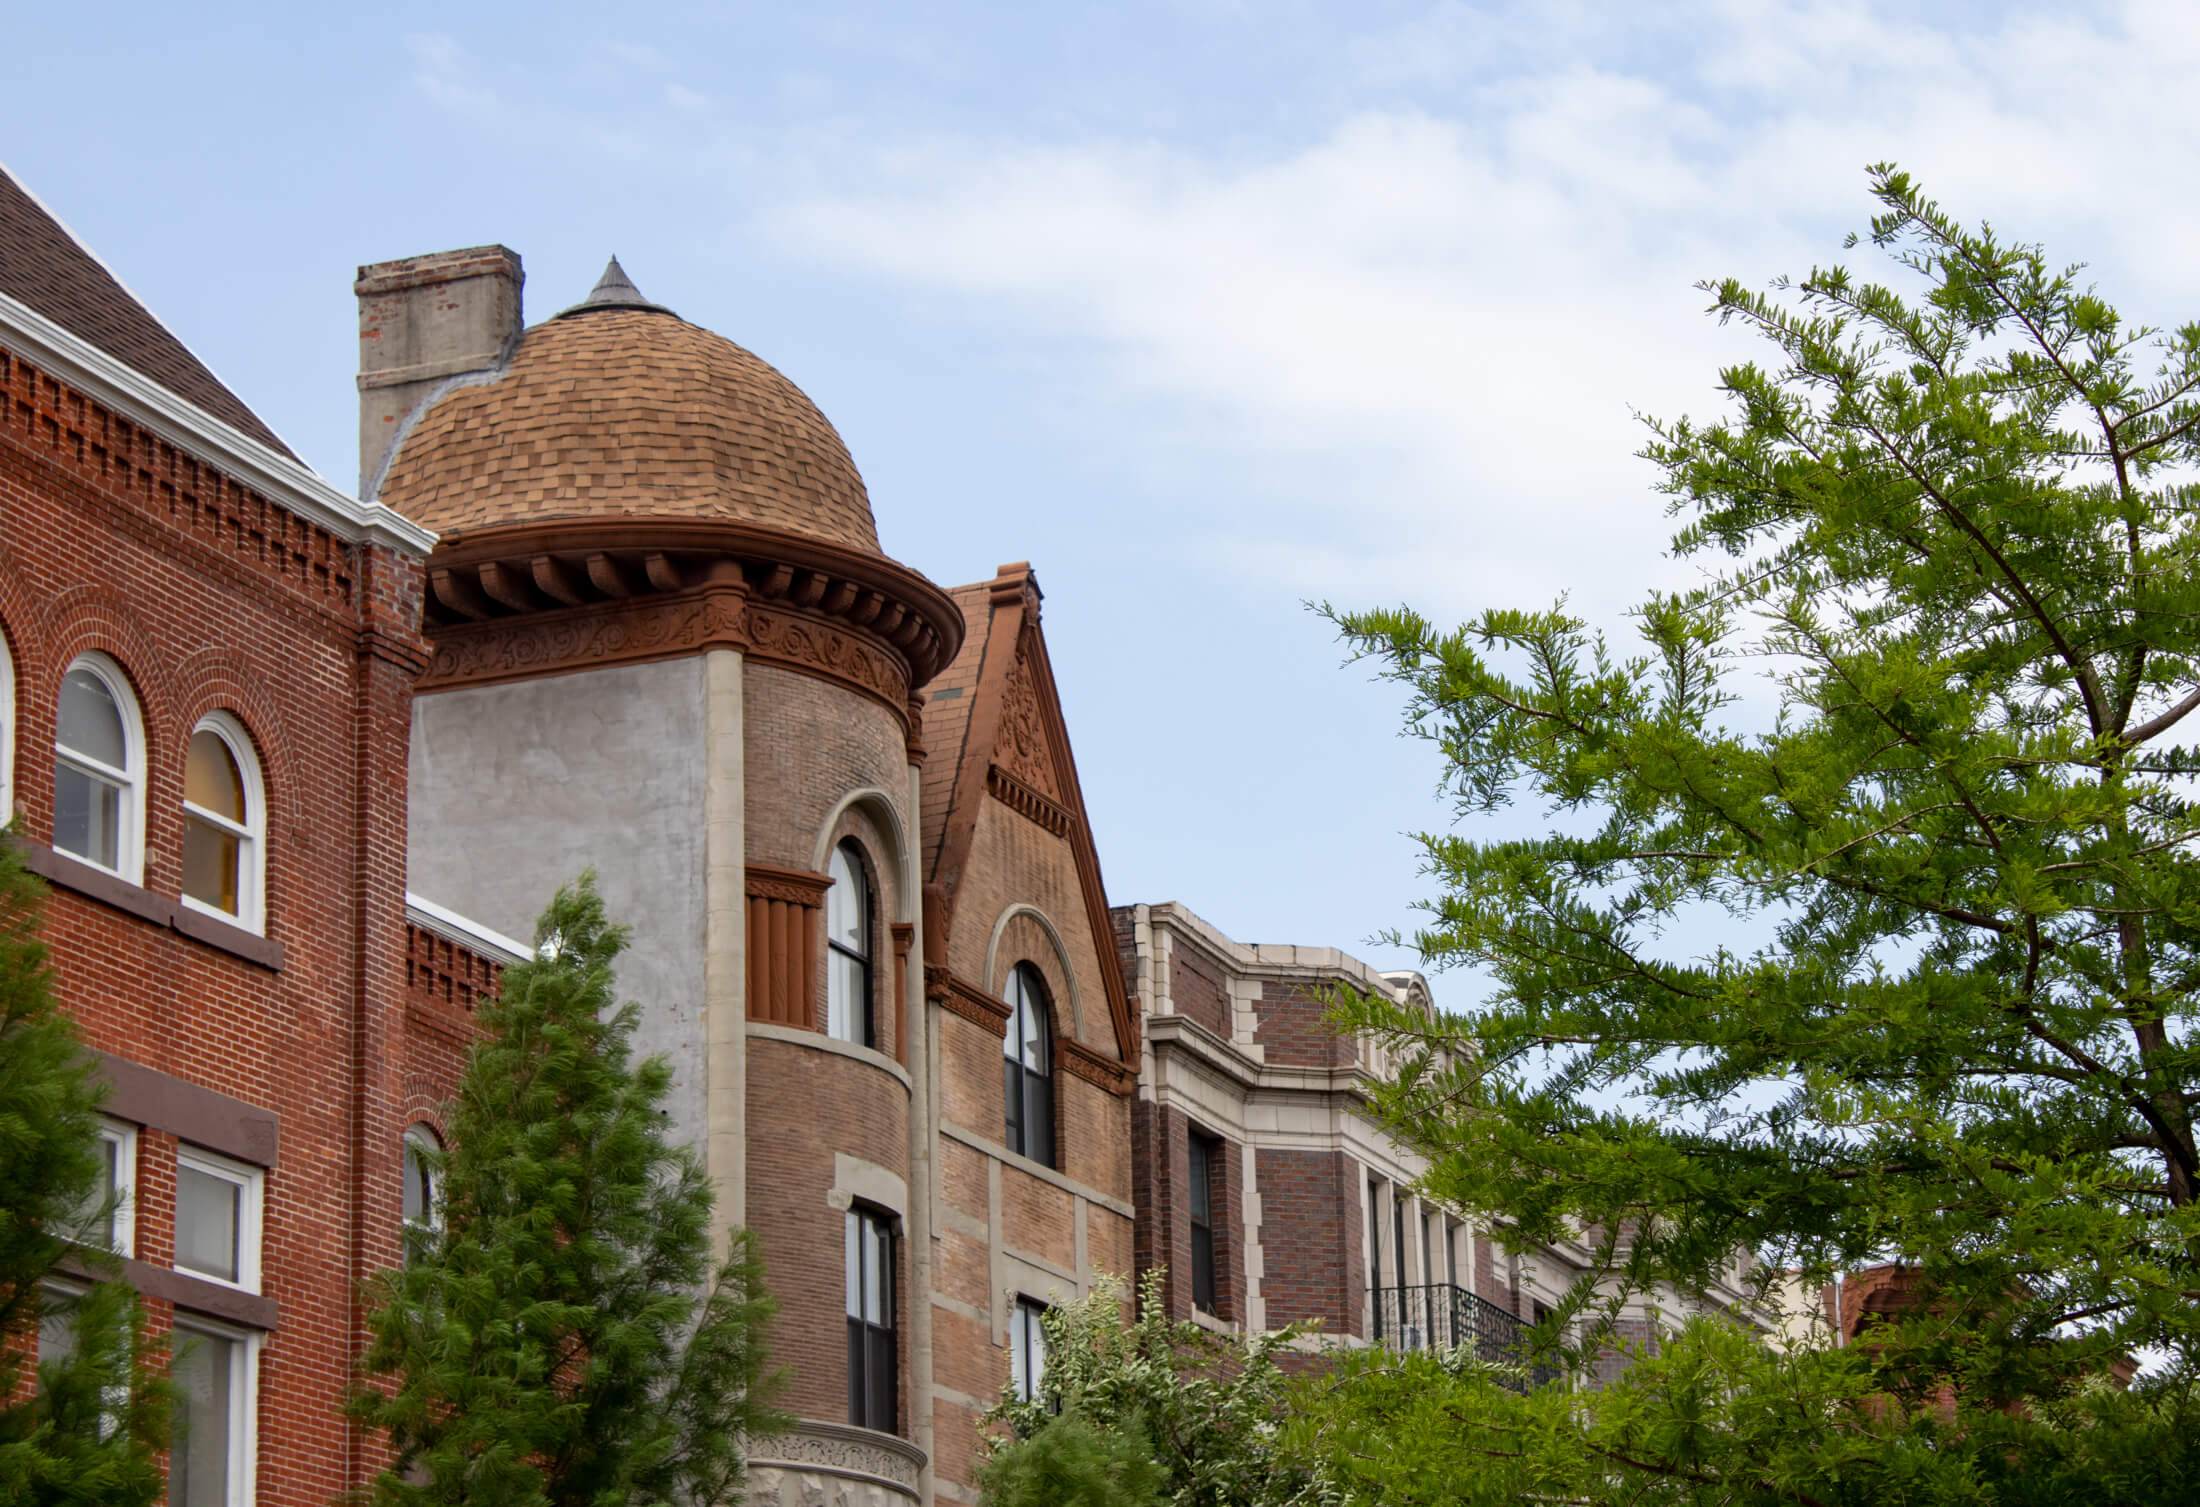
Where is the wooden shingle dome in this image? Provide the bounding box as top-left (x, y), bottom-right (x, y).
top-left (380, 263), bottom-right (880, 554)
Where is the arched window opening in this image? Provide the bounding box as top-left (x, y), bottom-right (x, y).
top-left (1003, 963), bottom-right (1054, 1168)
top-left (182, 714), bottom-right (264, 930)
top-left (402, 1125), bottom-right (443, 1266)
top-left (826, 840), bottom-right (874, 1047)
top-left (53, 656), bottom-right (142, 880)
top-left (0, 629), bottom-right (15, 821)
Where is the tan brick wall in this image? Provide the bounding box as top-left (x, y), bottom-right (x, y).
top-left (1059, 1073), bottom-right (1129, 1202)
top-left (939, 1011), bottom-right (1006, 1143)
top-left (744, 1033), bottom-right (912, 1432)
top-left (948, 798), bottom-right (1119, 1057)
top-left (743, 661), bottom-right (909, 873)
top-left (999, 1166), bottom-right (1075, 1271)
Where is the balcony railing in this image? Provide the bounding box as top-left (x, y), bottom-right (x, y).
top-left (1368, 1283), bottom-right (1560, 1392)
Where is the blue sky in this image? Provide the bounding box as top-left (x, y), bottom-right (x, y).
top-left (7, 1), bottom-right (2197, 994)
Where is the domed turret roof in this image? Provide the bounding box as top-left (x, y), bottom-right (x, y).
top-left (379, 261), bottom-right (880, 553)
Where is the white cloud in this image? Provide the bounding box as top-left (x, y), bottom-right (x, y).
top-left (756, 0), bottom-right (2200, 627)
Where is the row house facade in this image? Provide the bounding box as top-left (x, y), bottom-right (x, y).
top-left (1114, 901), bottom-right (1773, 1383)
top-left (6, 156), bottom-right (1774, 1507)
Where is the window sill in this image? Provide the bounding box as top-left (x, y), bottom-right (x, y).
top-left (18, 842), bottom-right (284, 972)
top-left (56, 1250), bottom-right (278, 1331)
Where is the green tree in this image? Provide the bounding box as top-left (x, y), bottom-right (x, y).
top-left (978, 1272), bottom-right (1303, 1507)
top-left (351, 873), bottom-right (785, 1507)
top-left (1328, 166), bottom-right (2200, 1398)
top-left (0, 840), bottom-right (170, 1505)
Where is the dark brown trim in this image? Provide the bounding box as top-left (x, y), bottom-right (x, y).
top-left (986, 763), bottom-right (1074, 837)
top-left (22, 842), bottom-right (168, 925)
top-left (927, 964), bottom-right (1011, 1038)
top-left (20, 842), bottom-right (285, 971)
top-left (171, 904), bottom-right (285, 971)
top-left (746, 863), bottom-right (832, 906)
top-left (423, 517), bottom-right (964, 686)
top-left (97, 1053), bottom-right (279, 1166)
top-left (123, 1258), bottom-right (280, 1330)
top-left (1059, 1035), bottom-right (1136, 1097)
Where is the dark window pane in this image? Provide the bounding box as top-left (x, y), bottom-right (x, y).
top-left (1026, 1068), bottom-right (1053, 1169)
top-left (175, 1166), bottom-right (240, 1283)
top-left (1003, 1055), bottom-right (1023, 1154)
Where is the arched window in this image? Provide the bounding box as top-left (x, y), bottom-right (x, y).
top-left (826, 840), bottom-right (873, 1047)
top-left (53, 654), bottom-right (143, 881)
top-left (0, 628), bottom-right (15, 821)
top-left (1003, 963), bottom-right (1054, 1167)
top-left (402, 1124), bottom-right (443, 1265)
top-left (182, 713), bottom-right (265, 931)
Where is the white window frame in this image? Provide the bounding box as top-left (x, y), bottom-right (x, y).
top-left (179, 711), bottom-right (266, 934)
top-left (173, 1146), bottom-right (263, 1295)
top-left (53, 653), bottom-right (146, 883)
top-left (402, 1123), bottom-right (443, 1261)
top-left (0, 627), bottom-right (16, 822)
top-left (170, 1313), bottom-right (261, 1507)
top-left (92, 1118), bottom-right (137, 1258)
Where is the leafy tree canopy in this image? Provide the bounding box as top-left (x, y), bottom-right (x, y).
top-left (1328, 166), bottom-right (2200, 1386)
top-left (351, 873), bottom-right (785, 1507)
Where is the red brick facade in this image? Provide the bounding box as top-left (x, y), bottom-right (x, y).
top-left (2, 268), bottom-right (439, 1507)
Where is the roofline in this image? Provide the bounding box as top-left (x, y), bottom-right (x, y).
top-left (0, 288), bottom-right (437, 554)
top-left (405, 891), bottom-right (531, 964)
top-left (1119, 898), bottom-right (1424, 1003)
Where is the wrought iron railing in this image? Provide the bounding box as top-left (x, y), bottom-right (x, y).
top-left (1368, 1283), bottom-right (1560, 1392)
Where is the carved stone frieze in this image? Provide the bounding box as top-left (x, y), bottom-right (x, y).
top-left (927, 964), bottom-right (1011, 1038)
top-left (419, 584), bottom-right (746, 692)
top-left (987, 763), bottom-right (1074, 838)
top-left (993, 651), bottom-right (1060, 799)
top-left (744, 602), bottom-right (911, 724)
top-left (744, 1420), bottom-right (924, 1505)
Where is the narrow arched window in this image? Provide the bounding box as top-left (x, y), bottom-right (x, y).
top-left (0, 629), bottom-right (15, 821)
top-left (1003, 963), bottom-right (1054, 1167)
top-left (402, 1124), bottom-right (443, 1266)
top-left (53, 655), bottom-right (143, 880)
top-left (826, 840), bottom-right (874, 1047)
top-left (182, 713), bottom-right (265, 931)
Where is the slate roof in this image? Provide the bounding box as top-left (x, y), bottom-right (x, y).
top-left (0, 162), bottom-right (296, 458)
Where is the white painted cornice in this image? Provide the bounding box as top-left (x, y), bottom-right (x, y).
top-left (0, 290), bottom-right (436, 555)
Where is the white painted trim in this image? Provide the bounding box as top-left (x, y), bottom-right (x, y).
top-left (97, 1118), bottom-right (137, 1259)
top-left (0, 289), bottom-right (435, 554)
top-left (403, 892), bottom-right (531, 964)
top-left (174, 1145), bottom-right (264, 1295)
top-left (0, 627), bottom-right (14, 824)
top-left (170, 1313), bottom-right (261, 1507)
top-left (180, 711), bottom-right (265, 935)
top-left (54, 652), bottom-right (145, 885)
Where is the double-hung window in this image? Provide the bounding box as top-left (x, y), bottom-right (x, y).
top-left (402, 1125), bottom-right (443, 1266)
top-left (826, 842), bottom-right (873, 1047)
top-left (170, 1317), bottom-right (258, 1507)
top-left (1010, 1297), bottom-right (1049, 1404)
top-left (181, 714), bottom-right (265, 932)
top-left (76, 1120), bottom-right (136, 1255)
top-left (53, 655), bottom-right (143, 880)
top-left (1002, 964), bottom-right (1054, 1167)
top-left (174, 1147), bottom-right (262, 1293)
top-left (1189, 1130), bottom-right (1219, 1314)
top-left (846, 1208), bottom-right (895, 1432)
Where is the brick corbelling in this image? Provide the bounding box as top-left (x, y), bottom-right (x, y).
top-left (1, 343), bottom-right (365, 621)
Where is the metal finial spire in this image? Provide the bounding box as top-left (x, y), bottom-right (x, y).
top-left (558, 255), bottom-right (674, 318)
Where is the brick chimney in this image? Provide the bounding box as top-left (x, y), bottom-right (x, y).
top-left (355, 246), bottom-right (523, 500)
